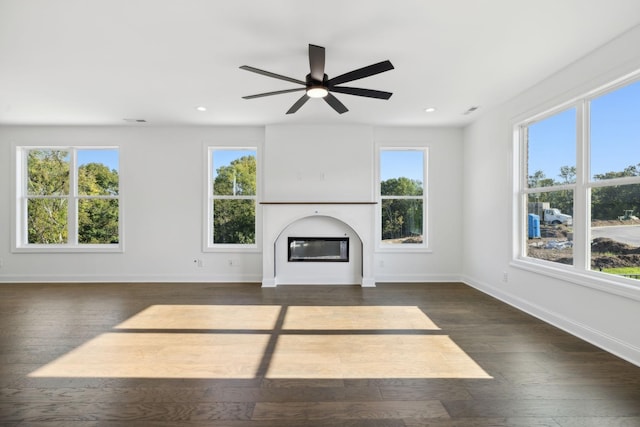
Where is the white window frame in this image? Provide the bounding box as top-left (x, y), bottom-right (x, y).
top-left (14, 146), bottom-right (122, 253)
top-left (205, 146), bottom-right (259, 252)
top-left (513, 71), bottom-right (640, 299)
top-left (376, 146), bottom-right (429, 251)
top-left (517, 103), bottom-right (580, 269)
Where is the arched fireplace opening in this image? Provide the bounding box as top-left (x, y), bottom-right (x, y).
top-left (274, 215), bottom-right (362, 285)
top-left (261, 203), bottom-right (375, 287)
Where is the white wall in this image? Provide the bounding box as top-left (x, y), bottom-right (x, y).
top-left (262, 124), bottom-right (464, 283)
top-left (0, 126), bottom-right (265, 283)
top-left (264, 125), bottom-right (374, 202)
top-left (374, 127), bottom-right (464, 282)
top-left (0, 124), bottom-right (464, 284)
top-left (462, 25), bottom-right (640, 366)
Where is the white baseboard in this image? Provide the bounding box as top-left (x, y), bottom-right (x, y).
top-left (374, 273), bottom-right (463, 283)
top-left (461, 275), bottom-right (640, 368)
top-left (0, 273), bottom-right (263, 283)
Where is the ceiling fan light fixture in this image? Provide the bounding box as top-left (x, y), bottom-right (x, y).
top-left (306, 86), bottom-right (328, 98)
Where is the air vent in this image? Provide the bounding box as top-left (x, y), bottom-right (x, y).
top-left (463, 106), bottom-right (480, 115)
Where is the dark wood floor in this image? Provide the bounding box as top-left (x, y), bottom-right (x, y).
top-left (1, 282), bottom-right (639, 426)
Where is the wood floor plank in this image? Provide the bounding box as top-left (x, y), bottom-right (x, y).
top-left (1, 282), bottom-right (639, 425)
top-left (442, 398), bottom-right (640, 418)
top-left (0, 401), bottom-right (254, 423)
top-left (402, 418), bottom-right (562, 427)
top-left (554, 417), bottom-right (640, 427)
top-left (252, 400), bottom-right (449, 421)
top-left (214, 385), bottom-right (383, 403)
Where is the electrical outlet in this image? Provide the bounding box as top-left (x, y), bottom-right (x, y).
top-left (194, 259), bottom-right (203, 268)
top-left (502, 271), bottom-right (508, 282)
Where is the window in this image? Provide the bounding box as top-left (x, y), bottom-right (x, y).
top-left (379, 148), bottom-right (427, 248)
top-left (518, 75), bottom-right (640, 284)
top-left (524, 107), bottom-right (576, 266)
top-left (207, 148), bottom-right (257, 248)
top-left (16, 147), bottom-right (120, 251)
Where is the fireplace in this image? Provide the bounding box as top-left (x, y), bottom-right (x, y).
top-left (288, 237), bottom-right (349, 262)
top-left (261, 202), bottom-right (376, 287)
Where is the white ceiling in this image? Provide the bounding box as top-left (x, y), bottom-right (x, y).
top-left (1, 0), bottom-right (640, 127)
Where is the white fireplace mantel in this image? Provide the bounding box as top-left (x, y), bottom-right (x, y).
top-left (261, 202), bottom-right (376, 287)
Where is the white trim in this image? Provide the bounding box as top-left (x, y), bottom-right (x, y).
top-left (375, 273), bottom-right (462, 283)
top-left (0, 273), bottom-right (263, 284)
top-left (204, 145), bottom-right (260, 252)
top-left (261, 278), bottom-right (277, 287)
top-left (376, 248), bottom-right (434, 254)
top-left (376, 145), bottom-right (430, 251)
top-left (511, 258), bottom-right (640, 302)
top-left (513, 70), bottom-right (640, 296)
top-left (12, 245), bottom-right (122, 254)
top-left (462, 275), bottom-right (640, 368)
top-left (573, 100), bottom-right (588, 271)
top-left (13, 145), bottom-right (123, 252)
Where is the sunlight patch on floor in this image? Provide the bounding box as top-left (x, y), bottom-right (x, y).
top-left (29, 333), bottom-right (271, 378)
top-left (29, 304), bottom-right (491, 380)
top-left (267, 335), bottom-right (491, 379)
top-left (283, 306), bottom-right (441, 330)
top-left (115, 305), bottom-right (282, 330)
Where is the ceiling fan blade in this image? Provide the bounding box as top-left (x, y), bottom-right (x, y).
top-left (309, 44), bottom-right (325, 82)
top-left (327, 60), bottom-right (394, 86)
top-left (239, 65), bottom-right (306, 85)
top-left (286, 94), bottom-right (310, 114)
top-left (330, 86), bottom-right (393, 100)
top-left (324, 93), bottom-right (348, 114)
top-left (242, 88), bottom-right (306, 99)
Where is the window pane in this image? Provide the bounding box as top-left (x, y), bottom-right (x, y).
top-left (78, 149), bottom-right (119, 196)
top-left (27, 198), bottom-right (68, 244)
top-left (591, 183), bottom-right (640, 279)
top-left (212, 150), bottom-right (256, 196)
top-left (380, 150), bottom-right (423, 196)
top-left (526, 191), bottom-right (574, 265)
top-left (527, 108), bottom-right (576, 188)
top-left (590, 80), bottom-right (640, 181)
top-left (213, 199), bottom-right (256, 244)
top-left (381, 198), bottom-right (423, 244)
top-left (27, 150), bottom-right (70, 195)
top-left (78, 199), bottom-right (119, 244)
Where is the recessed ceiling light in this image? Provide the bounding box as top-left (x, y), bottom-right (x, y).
top-left (196, 106), bottom-right (207, 112)
top-left (424, 107), bottom-right (437, 113)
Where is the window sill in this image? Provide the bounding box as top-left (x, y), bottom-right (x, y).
top-left (511, 257), bottom-right (640, 302)
top-left (204, 246), bottom-right (261, 253)
top-left (13, 244), bottom-right (123, 254)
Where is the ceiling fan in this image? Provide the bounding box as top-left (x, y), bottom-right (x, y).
top-left (240, 44), bottom-right (394, 114)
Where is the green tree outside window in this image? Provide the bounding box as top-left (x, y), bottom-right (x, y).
top-left (24, 148), bottom-right (119, 246)
top-left (211, 151), bottom-right (257, 245)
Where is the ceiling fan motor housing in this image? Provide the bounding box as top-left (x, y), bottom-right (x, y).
top-left (306, 73), bottom-right (328, 88)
